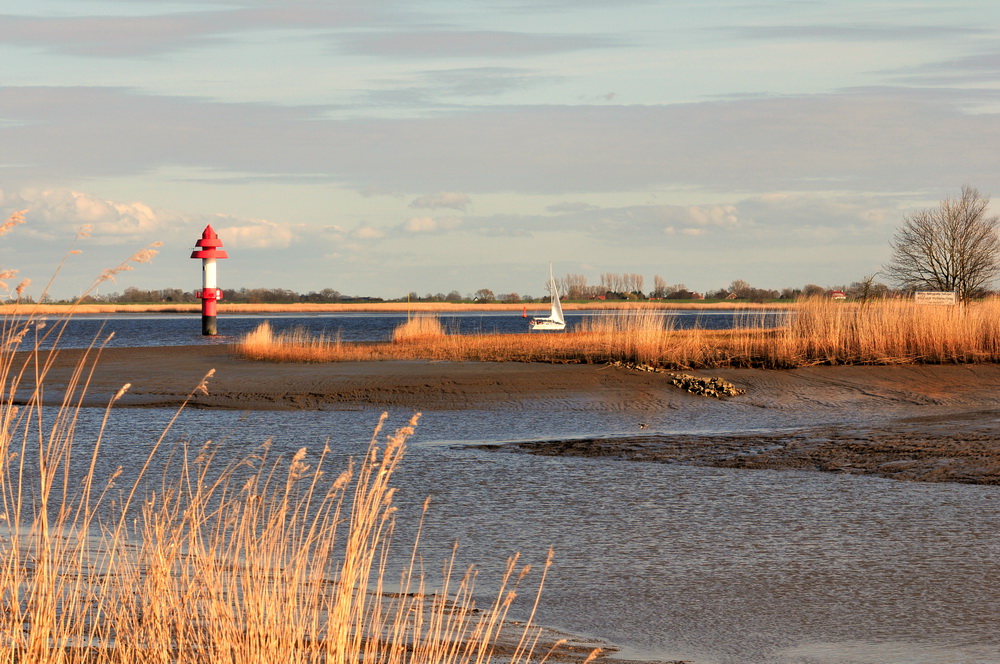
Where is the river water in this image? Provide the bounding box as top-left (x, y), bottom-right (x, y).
top-left (16, 313), bottom-right (1000, 664)
top-left (29, 308), bottom-right (784, 349)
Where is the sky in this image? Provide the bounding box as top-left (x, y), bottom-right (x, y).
top-left (3, 0), bottom-right (1000, 301)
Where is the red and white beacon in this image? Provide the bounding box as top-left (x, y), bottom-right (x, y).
top-left (190, 225), bottom-right (228, 336)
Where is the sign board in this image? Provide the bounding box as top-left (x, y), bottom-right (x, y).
top-left (914, 291), bottom-right (957, 305)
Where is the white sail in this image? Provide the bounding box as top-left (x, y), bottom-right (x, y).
top-left (529, 263), bottom-right (566, 331)
top-left (547, 266), bottom-right (565, 325)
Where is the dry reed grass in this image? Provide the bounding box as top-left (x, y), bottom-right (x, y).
top-left (233, 298), bottom-right (1000, 369)
top-left (1, 212), bottom-right (586, 664)
top-left (392, 315), bottom-right (446, 343)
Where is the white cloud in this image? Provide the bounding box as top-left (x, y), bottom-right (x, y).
top-left (685, 205), bottom-right (739, 228)
top-left (351, 226), bottom-right (385, 240)
top-left (404, 217), bottom-right (437, 232)
top-left (0, 188), bottom-right (307, 260)
top-left (3, 188), bottom-right (181, 242)
top-left (217, 218), bottom-right (295, 249)
top-left (403, 216), bottom-right (462, 233)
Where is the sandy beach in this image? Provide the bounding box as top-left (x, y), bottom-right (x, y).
top-left (31, 345), bottom-right (1000, 485)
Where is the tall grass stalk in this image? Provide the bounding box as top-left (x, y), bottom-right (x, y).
top-left (1, 347), bottom-right (572, 663)
top-left (234, 299), bottom-right (1000, 369)
top-left (1, 212), bottom-right (577, 663)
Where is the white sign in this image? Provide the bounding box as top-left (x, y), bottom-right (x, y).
top-left (914, 291), bottom-right (957, 305)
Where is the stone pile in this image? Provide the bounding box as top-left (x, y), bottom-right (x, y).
top-left (608, 361), bottom-right (745, 398)
top-left (668, 372), bottom-right (745, 398)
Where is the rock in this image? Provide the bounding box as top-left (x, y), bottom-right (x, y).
top-left (606, 361), bottom-right (745, 398)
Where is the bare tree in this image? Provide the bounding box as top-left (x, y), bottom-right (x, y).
top-left (600, 273), bottom-right (624, 294)
top-left (802, 283), bottom-right (826, 298)
top-left (847, 274), bottom-right (888, 303)
top-left (599, 273), bottom-right (612, 293)
top-left (728, 279), bottom-right (751, 298)
top-left (884, 186), bottom-right (1000, 300)
top-left (630, 273), bottom-right (644, 294)
top-left (562, 273), bottom-right (589, 299)
top-left (652, 275), bottom-right (668, 298)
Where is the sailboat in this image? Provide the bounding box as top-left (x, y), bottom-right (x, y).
top-left (529, 264), bottom-right (566, 331)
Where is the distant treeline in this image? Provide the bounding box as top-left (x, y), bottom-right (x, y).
top-left (67, 287), bottom-right (381, 305)
top-left (31, 273), bottom-right (898, 305)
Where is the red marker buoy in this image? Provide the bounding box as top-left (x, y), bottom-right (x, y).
top-left (190, 225), bottom-right (228, 335)
top-left (522, 306), bottom-right (527, 318)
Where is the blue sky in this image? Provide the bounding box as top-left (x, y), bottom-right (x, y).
top-left (3, 0), bottom-right (1000, 300)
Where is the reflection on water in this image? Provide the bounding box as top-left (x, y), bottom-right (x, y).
top-left (36, 406), bottom-right (1000, 664)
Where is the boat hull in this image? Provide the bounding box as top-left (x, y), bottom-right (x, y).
top-left (529, 318), bottom-right (566, 331)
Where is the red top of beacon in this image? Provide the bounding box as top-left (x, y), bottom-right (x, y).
top-left (190, 225), bottom-right (229, 259)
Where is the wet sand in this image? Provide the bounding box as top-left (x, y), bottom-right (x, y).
top-left (31, 345), bottom-right (1000, 485)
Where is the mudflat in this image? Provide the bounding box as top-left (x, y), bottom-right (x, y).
top-left (29, 345), bottom-right (1000, 485)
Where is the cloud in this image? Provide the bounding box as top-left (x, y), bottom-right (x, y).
top-left (338, 30), bottom-right (617, 59)
top-left (547, 201), bottom-right (597, 213)
top-left (736, 192), bottom-right (900, 239)
top-left (215, 217), bottom-right (296, 249)
top-left (351, 226), bottom-right (385, 240)
top-left (403, 216), bottom-right (462, 233)
top-left (1, 188), bottom-right (183, 242)
top-left (888, 50), bottom-right (1000, 87)
top-left (409, 192), bottom-right (471, 211)
top-left (0, 188), bottom-right (304, 256)
top-left (422, 67), bottom-right (550, 98)
top-left (541, 202), bottom-right (741, 239)
top-left (685, 205), bottom-right (739, 228)
top-left (0, 6), bottom-right (370, 57)
top-left (727, 24), bottom-right (987, 43)
top-left (462, 194), bottom-right (902, 251)
top-left (4, 85), bottom-right (1000, 198)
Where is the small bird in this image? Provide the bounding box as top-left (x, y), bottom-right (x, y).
top-left (638, 423), bottom-right (648, 429)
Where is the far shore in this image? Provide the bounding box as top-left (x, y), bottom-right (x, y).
top-left (1, 300), bottom-right (794, 315)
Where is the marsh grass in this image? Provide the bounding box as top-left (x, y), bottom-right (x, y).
top-left (1, 212), bottom-right (582, 664)
top-left (234, 298), bottom-right (1000, 369)
top-left (392, 315), bottom-right (446, 343)
top-left (237, 320), bottom-right (347, 362)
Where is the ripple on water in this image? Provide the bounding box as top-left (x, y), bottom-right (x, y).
top-left (20, 401), bottom-right (1000, 664)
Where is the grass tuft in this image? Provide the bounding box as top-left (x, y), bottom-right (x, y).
top-left (392, 315), bottom-right (446, 343)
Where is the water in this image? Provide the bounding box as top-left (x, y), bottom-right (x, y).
top-left (27, 308), bottom-right (785, 349)
top-left (9, 313), bottom-right (1000, 664)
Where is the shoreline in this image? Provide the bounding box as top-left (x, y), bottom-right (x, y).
top-left (2, 301), bottom-right (792, 315)
top-left (29, 345), bottom-right (1000, 485)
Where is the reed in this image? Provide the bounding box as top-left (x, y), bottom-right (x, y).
top-left (1, 213), bottom-right (585, 664)
top-left (233, 298), bottom-right (1000, 369)
top-left (237, 320), bottom-right (347, 362)
top-left (392, 315), bottom-right (446, 343)
top-left (2, 399), bottom-right (568, 663)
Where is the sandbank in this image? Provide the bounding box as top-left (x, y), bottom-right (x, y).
top-left (28, 345), bottom-right (1000, 485)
